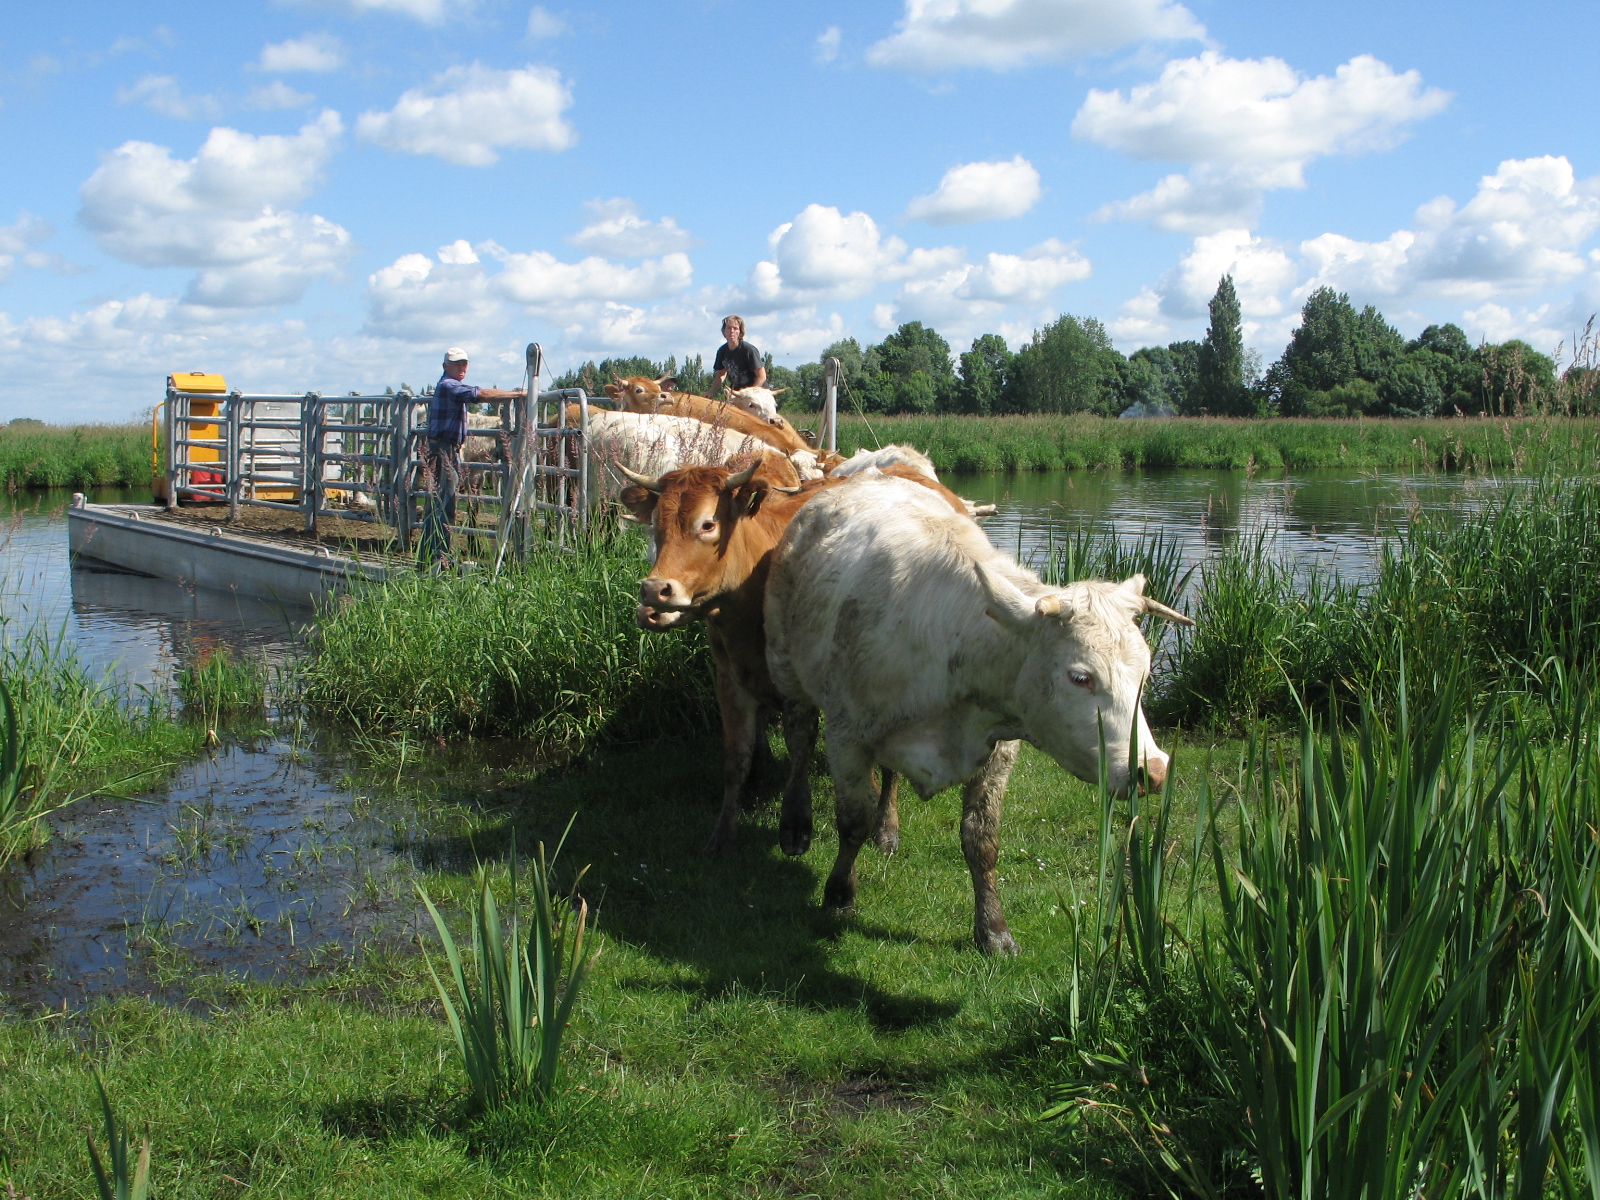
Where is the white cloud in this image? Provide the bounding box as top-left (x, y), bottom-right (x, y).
top-left (356, 63), bottom-right (575, 165)
top-left (867, 0), bottom-right (1204, 72)
top-left (295, 0), bottom-right (472, 24)
top-left (1155, 228), bottom-right (1299, 319)
top-left (492, 247), bottom-right (692, 306)
top-left (816, 26), bottom-right (842, 64)
top-left (78, 111), bottom-right (353, 308)
top-left (245, 81), bottom-right (316, 110)
top-left (748, 205), bottom-right (909, 306)
top-left (1299, 157), bottom-right (1600, 304)
top-left (567, 198), bottom-right (693, 258)
top-left (1078, 53), bottom-right (1451, 233)
top-left (527, 6), bottom-right (567, 38)
top-left (116, 75), bottom-right (223, 120)
top-left (904, 155), bottom-right (1042, 225)
top-left (0, 212), bottom-right (55, 285)
top-left (363, 236), bottom-right (693, 341)
top-left (257, 34), bottom-right (344, 72)
top-left (889, 238), bottom-right (1090, 335)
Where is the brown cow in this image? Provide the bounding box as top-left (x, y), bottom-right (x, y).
top-left (621, 461), bottom-right (974, 856)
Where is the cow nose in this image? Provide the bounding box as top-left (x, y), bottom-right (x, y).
top-left (1139, 754), bottom-right (1169, 793)
top-left (640, 576), bottom-right (675, 606)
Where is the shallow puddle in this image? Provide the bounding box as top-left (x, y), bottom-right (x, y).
top-left (0, 738), bottom-right (429, 1009)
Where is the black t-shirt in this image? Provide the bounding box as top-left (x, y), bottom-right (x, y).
top-left (714, 340), bottom-right (762, 389)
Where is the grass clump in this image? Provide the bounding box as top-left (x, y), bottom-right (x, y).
top-left (835, 413), bottom-right (1600, 475)
top-left (87, 1073), bottom-right (153, 1200)
top-left (1048, 673), bottom-right (1600, 1197)
top-left (0, 422), bottom-right (149, 490)
top-left (419, 830), bottom-right (598, 1113)
top-left (0, 623), bottom-right (201, 867)
top-left (301, 536), bottom-right (716, 751)
top-left (1152, 475), bottom-right (1600, 728)
top-left (176, 645), bottom-right (268, 726)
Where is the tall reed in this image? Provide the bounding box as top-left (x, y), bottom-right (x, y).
top-left (86, 1074), bottom-right (152, 1200)
top-left (834, 414), bottom-right (1600, 476)
top-left (0, 423), bottom-right (149, 490)
top-left (175, 644), bottom-right (267, 728)
top-left (1049, 670), bottom-right (1600, 1197)
top-left (0, 623), bottom-right (198, 867)
top-left (418, 831), bottom-right (599, 1112)
top-left (1155, 475), bottom-right (1600, 728)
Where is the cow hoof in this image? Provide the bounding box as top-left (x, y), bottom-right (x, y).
top-left (874, 827), bottom-right (900, 855)
top-left (779, 818), bottom-right (813, 857)
top-left (978, 929), bottom-right (1019, 957)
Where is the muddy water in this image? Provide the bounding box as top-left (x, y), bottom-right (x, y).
top-left (0, 470), bottom-right (1529, 1006)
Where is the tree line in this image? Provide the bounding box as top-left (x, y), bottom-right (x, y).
top-left (551, 282), bottom-right (1599, 419)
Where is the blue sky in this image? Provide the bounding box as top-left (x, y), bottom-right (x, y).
top-left (2, 0), bottom-right (1596, 421)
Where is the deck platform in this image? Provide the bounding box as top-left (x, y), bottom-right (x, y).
top-left (67, 500), bottom-right (394, 608)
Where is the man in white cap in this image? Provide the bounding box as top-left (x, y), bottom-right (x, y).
top-left (421, 347), bottom-right (525, 563)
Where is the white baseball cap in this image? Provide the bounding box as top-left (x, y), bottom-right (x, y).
top-left (443, 346), bottom-right (469, 362)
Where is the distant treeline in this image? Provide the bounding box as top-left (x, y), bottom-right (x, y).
top-left (555, 282), bottom-right (1600, 420)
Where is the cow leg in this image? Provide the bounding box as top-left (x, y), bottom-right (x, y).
top-left (962, 739), bottom-right (1021, 955)
top-left (777, 702), bottom-right (818, 857)
top-left (746, 706), bottom-right (778, 800)
top-left (873, 769), bottom-right (901, 855)
top-left (823, 738), bottom-right (878, 912)
top-left (704, 657), bottom-right (761, 856)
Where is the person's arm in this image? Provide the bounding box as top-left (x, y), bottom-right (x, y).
top-left (476, 387), bottom-right (526, 400)
top-left (753, 364), bottom-right (768, 388)
top-left (746, 344), bottom-right (767, 389)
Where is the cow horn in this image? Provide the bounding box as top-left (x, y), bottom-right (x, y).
top-left (1142, 596), bottom-right (1195, 626)
top-left (769, 387), bottom-right (787, 397)
top-left (722, 463), bottom-right (758, 491)
top-left (771, 485), bottom-right (803, 494)
top-left (618, 465), bottom-right (664, 493)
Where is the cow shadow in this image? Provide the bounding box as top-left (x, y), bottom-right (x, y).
top-left (403, 736), bottom-right (960, 1032)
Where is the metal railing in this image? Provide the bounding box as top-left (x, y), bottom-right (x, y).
top-left (161, 343), bottom-right (591, 560)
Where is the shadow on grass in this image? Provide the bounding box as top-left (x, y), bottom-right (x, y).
top-left (404, 736), bottom-right (962, 1033)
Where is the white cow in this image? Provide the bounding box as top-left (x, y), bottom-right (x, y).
top-left (764, 472), bottom-right (1191, 954)
top-left (829, 446), bottom-right (995, 517)
top-left (723, 385), bottom-right (786, 424)
top-left (584, 409), bottom-right (803, 501)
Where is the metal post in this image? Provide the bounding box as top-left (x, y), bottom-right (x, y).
top-left (225, 395), bottom-right (240, 521)
top-left (390, 391), bottom-right (411, 549)
top-left (521, 343), bottom-right (542, 557)
top-left (302, 391), bottom-right (321, 533)
top-left (163, 381), bottom-right (178, 509)
top-left (823, 356), bottom-right (840, 454)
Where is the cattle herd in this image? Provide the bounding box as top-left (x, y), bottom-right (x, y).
top-left (603, 376), bottom-right (1194, 954)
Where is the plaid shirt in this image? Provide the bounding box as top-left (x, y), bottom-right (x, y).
top-left (428, 375), bottom-right (479, 445)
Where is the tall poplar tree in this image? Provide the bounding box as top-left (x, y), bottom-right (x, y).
top-left (1192, 275), bottom-right (1247, 415)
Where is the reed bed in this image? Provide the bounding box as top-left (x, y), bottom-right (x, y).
top-left (1148, 475), bottom-right (1600, 728)
top-left (0, 423), bottom-right (149, 490)
top-left (300, 535), bottom-right (717, 750)
top-left (0, 623), bottom-right (200, 867)
top-left (834, 413), bottom-right (1600, 475)
top-left (1050, 671), bottom-right (1600, 1197)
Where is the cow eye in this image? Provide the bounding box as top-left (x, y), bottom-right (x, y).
top-left (700, 518), bottom-right (717, 534)
top-left (1069, 670), bottom-right (1095, 691)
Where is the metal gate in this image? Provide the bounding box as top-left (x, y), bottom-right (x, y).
top-left (160, 342), bottom-right (594, 563)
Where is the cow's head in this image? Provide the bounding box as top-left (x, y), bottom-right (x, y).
top-left (606, 374), bottom-right (675, 413)
top-left (974, 566), bottom-right (1192, 796)
top-left (622, 460), bottom-right (796, 631)
top-left (724, 385), bottom-right (786, 424)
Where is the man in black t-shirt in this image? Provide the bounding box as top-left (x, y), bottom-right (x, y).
top-left (712, 314), bottom-right (767, 392)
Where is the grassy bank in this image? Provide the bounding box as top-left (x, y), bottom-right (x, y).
top-left (1143, 475), bottom-right (1600, 729)
top-left (834, 412), bottom-right (1600, 474)
top-left (0, 624), bottom-right (202, 867)
top-left (299, 535), bottom-right (717, 751)
top-left (0, 422), bottom-right (150, 490)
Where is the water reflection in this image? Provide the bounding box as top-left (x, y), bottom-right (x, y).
top-left (955, 467), bottom-right (1518, 585)
top-left (2, 488), bottom-right (309, 690)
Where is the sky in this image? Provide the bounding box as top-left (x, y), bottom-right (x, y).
top-left (2, 0), bottom-right (1597, 421)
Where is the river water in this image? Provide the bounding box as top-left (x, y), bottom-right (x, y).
top-left (0, 469), bottom-right (1522, 1005)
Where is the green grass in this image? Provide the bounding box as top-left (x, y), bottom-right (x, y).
top-left (299, 535), bottom-right (717, 751)
top-left (0, 730), bottom-right (1197, 1199)
top-left (0, 423), bottom-right (151, 490)
top-left (832, 413), bottom-right (1600, 474)
top-left (0, 622), bottom-right (204, 868)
